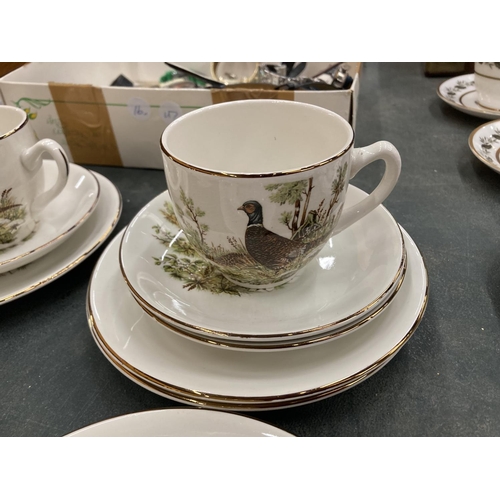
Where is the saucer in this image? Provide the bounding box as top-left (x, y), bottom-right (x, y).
top-left (133, 253), bottom-right (406, 351)
top-left (119, 186), bottom-right (405, 342)
top-left (87, 225), bottom-right (428, 408)
top-left (468, 119), bottom-right (500, 174)
top-left (66, 408), bottom-right (294, 437)
top-left (437, 74), bottom-right (500, 120)
top-left (0, 160), bottom-right (100, 274)
top-left (0, 172), bottom-right (121, 305)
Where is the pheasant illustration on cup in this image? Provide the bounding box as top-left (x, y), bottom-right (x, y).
top-left (161, 99), bottom-right (401, 289)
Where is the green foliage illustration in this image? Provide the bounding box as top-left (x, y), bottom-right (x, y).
top-left (265, 162), bottom-right (348, 244)
top-left (13, 97), bottom-right (52, 120)
top-left (153, 165), bottom-right (348, 292)
top-left (152, 201), bottom-right (252, 296)
top-left (0, 189), bottom-right (27, 245)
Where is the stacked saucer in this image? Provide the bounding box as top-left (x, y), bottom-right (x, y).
top-left (0, 160), bottom-right (122, 305)
top-left (119, 186), bottom-right (406, 351)
top-left (86, 184), bottom-right (428, 411)
top-left (436, 72), bottom-right (500, 176)
top-left (436, 73), bottom-right (500, 120)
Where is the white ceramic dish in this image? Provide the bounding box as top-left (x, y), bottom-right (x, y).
top-left (119, 186), bottom-right (405, 342)
top-left (437, 74), bottom-right (500, 120)
top-left (88, 225), bottom-right (428, 408)
top-left (90, 322), bottom-right (400, 409)
top-left (468, 119), bottom-right (500, 174)
top-left (66, 408), bottom-right (294, 437)
top-left (0, 172), bottom-right (121, 305)
top-left (133, 254), bottom-right (406, 351)
top-left (0, 160), bottom-right (100, 274)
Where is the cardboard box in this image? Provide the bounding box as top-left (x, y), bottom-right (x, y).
top-left (0, 62), bottom-right (361, 170)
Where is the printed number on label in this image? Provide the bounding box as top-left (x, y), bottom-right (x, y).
top-left (160, 102), bottom-right (182, 124)
top-left (128, 98), bottom-right (151, 120)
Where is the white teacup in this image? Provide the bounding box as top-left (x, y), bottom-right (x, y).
top-left (0, 105), bottom-right (69, 249)
top-left (474, 62), bottom-right (500, 110)
top-left (161, 100), bottom-right (401, 289)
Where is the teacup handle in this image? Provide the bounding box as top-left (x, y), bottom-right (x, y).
top-left (332, 140), bottom-right (401, 235)
top-left (21, 139), bottom-right (69, 216)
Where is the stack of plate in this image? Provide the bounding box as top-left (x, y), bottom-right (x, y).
top-left (0, 160), bottom-right (121, 305)
top-left (436, 73), bottom-right (500, 175)
top-left (87, 184), bottom-right (428, 411)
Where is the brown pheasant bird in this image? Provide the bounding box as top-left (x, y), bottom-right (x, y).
top-left (238, 200), bottom-right (319, 271)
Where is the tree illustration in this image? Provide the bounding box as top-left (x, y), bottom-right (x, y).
top-left (265, 178), bottom-right (314, 237)
top-left (0, 189), bottom-right (26, 245)
top-left (159, 201), bottom-right (179, 227)
top-left (178, 188), bottom-right (209, 245)
top-left (326, 162), bottom-right (348, 220)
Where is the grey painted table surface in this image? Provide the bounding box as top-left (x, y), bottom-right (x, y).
top-left (2, 62), bottom-right (500, 437)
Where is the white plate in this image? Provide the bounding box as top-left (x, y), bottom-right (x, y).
top-left (90, 323), bottom-right (400, 410)
top-left (0, 172), bottom-right (121, 305)
top-left (132, 255), bottom-right (406, 351)
top-left (66, 408), bottom-right (294, 437)
top-left (88, 225), bottom-right (428, 407)
top-left (0, 160), bottom-right (100, 274)
top-left (119, 186), bottom-right (405, 342)
top-left (437, 74), bottom-right (500, 120)
top-left (468, 119), bottom-right (500, 174)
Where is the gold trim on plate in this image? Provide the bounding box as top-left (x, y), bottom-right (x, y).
top-left (87, 243), bottom-right (428, 404)
top-left (131, 251), bottom-right (407, 350)
top-left (468, 120), bottom-right (500, 170)
top-left (468, 122), bottom-right (487, 164)
top-left (119, 222), bottom-right (407, 340)
top-left (0, 170), bottom-right (101, 269)
top-left (90, 323), bottom-right (401, 410)
top-left (0, 175), bottom-right (122, 304)
top-left (458, 89), bottom-right (476, 107)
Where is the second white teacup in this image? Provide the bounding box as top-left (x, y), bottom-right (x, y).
top-left (0, 105), bottom-right (69, 250)
top-left (474, 62), bottom-right (500, 110)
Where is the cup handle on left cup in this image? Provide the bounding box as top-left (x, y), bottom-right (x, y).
top-left (332, 140), bottom-right (401, 235)
top-left (21, 139), bottom-right (70, 216)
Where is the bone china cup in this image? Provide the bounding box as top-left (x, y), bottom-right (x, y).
top-left (160, 99), bottom-right (401, 289)
top-left (474, 62), bottom-right (500, 111)
top-left (0, 105), bottom-right (69, 249)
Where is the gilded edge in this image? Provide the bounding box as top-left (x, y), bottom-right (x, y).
top-left (87, 253), bottom-right (428, 404)
top-left (468, 123), bottom-right (488, 164)
top-left (0, 169), bottom-right (101, 269)
top-left (0, 112), bottom-right (29, 140)
top-left (474, 70), bottom-right (500, 81)
top-left (131, 251), bottom-right (406, 350)
top-left (0, 181), bottom-right (122, 304)
top-left (436, 77), bottom-right (473, 111)
top-left (468, 121), bottom-right (500, 168)
top-left (159, 135), bottom-right (355, 178)
top-left (118, 223), bottom-right (407, 340)
top-left (89, 324), bottom-right (401, 409)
